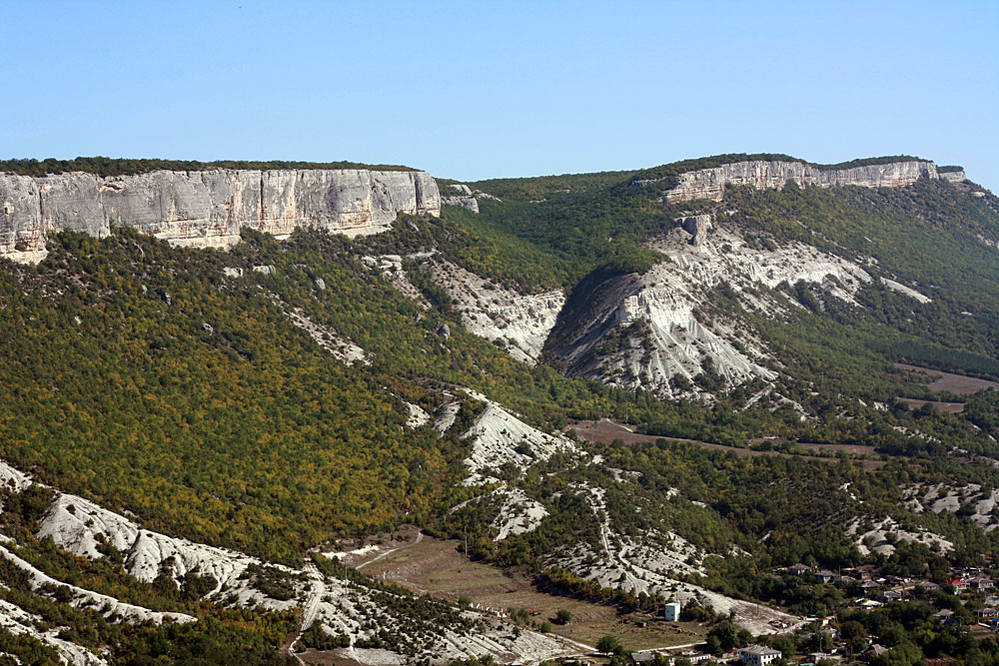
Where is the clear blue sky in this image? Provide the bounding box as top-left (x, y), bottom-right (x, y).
top-left (4, 1), bottom-right (997, 190)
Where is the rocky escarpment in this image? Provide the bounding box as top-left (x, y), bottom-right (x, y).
top-left (543, 214), bottom-right (876, 398)
top-left (0, 168), bottom-right (440, 263)
top-left (937, 167), bottom-right (968, 184)
top-left (655, 159), bottom-right (950, 203)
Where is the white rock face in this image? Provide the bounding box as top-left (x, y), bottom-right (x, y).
top-left (405, 402), bottom-right (431, 428)
top-left (903, 483), bottom-right (999, 531)
top-left (426, 259), bottom-right (565, 364)
top-left (546, 218), bottom-right (872, 398)
top-left (0, 540), bottom-right (196, 625)
top-left (37, 494), bottom-right (259, 592)
top-left (655, 159), bottom-right (942, 203)
top-left (0, 168), bottom-right (440, 263)
top-left (881, 277), bottom-right (932, 303)
top-left (938, 169), bottom-right (967, 183)
top-left (0, 597), bottom-right (109, 666)
top-left (489, 486), bottom-right (550, 541)
top-left (846, 516), bottom-right (953, 556)
top-left (433, 398), bottom-right (462, 436)
top-left (441, 183), bottom-right (480, 213)
top-left (461, 400), bottom-right (577, 486)
top-left (280, 305), bottom-right (370, 366)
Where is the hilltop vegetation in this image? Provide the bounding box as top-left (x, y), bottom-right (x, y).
top-left (0, 155), bottom-right (415, 177)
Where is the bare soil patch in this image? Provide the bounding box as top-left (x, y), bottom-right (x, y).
top-left (896, 397), bottom-right (966, 414)
top-left (358, 534), bottom-right (706, 651)
top-left (572, 420), bottom-right (886, 469)
top-left (790, 442), bottom-right (879, 456)
top-left (894, 363), bottom-right (999, 395)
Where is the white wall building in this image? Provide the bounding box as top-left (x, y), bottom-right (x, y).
top-left (740, 644), bottom-right (781, 666)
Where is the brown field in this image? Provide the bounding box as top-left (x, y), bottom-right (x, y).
top-left (894, 363), bottom-right (999, 395)
top-left (793, 442), bottom-right (880, 456)
top-left (896, 397), bottom-right (966, 414)
top-left (572, 419), bottom-right (886, 469)
top-left (355, 535), bottom-right (707, 651)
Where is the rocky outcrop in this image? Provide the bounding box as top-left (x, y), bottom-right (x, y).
top-left (938, 168), bottom-right (967, 183)
top-left (676, 214), bottom-right (712, 245)
top-left (441, 183), bottom-right (479, 213)
top-left (0, 168), bottom-right (440, 263)
top-left (657, 159), bottom-right (947, 203)
top-left (544, 218), bottom-right (874, 398)
top-left (425, 258), bottom-right (565, 365)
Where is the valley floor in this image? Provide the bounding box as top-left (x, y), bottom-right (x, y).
top-left (353, 533), bottom-right (708, 653)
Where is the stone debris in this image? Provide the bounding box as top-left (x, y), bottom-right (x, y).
top-left (427, 258), bottom-right (564, 365)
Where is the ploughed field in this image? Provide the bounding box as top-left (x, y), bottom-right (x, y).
top-left (892, 363), bottom-right (999, 414)
top-left (895, 397), bottom-right (966, 414)
top-left (894, 363), bottom-right (999, 395)
top-left (572, 419), bottom-right (887, 469)
top-left (354, 535), bottom-right (707, 652)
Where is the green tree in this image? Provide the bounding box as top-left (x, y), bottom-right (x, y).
top-left (597, 635), bottom-right (622, 654)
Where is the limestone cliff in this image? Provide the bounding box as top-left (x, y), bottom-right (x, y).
top-left (656, 159), bottom-right (950, 203)
top-left (938, 167), bottom-right (968, 184)
top-left (0, 168), bottom-right (440, 262)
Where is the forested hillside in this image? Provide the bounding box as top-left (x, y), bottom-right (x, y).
top-left (3, 155), bottom-right (999, 664)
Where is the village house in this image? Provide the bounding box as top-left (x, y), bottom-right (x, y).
top-left (934, 609), bottom-right (956, 624)
top-left (664, 602), bottom-right (681, 622)
top-left (812, 570), bottom-right (836, 584)
top-left (917, 580), bottom-right (941, 593)
top-left (948, 577), bottom-right (969, 593)
top-left (878, 590), bottom-right (904, 603)
top-left (860, 645), bottom-right (889, 662)
top-left (860, 580), bottom-right (882, 595)
top-left (970, 577), bottom-right (994, 591)
top-left (787, 563), bottom-right (811, 576)
top-left (976, 606), bottom-right (999, 620)
top-left (739, 644), bottom-right (781, 666)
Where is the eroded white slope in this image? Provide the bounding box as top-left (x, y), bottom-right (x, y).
top-left (881, 278), bottom-right (932, 304)
top-left (846, 516), bottom-right (953, 556)
top-left (405, 402), bottom-right (431, 428)
top-left (485, 486), bottom-right (550, 541)
top-left (38, 494), bottom-right (255, 590)
top-left (461, 401), bottom-right (577, 486)
top-left (361, 254), bottom-right (431, 308)
top-left (652, 224), bottom-right (871, 303)
top-left (0, 597), bottom-right (109, 666)
top-left (611, 260), bottom-right (776, 392)
top-left (0, 542), bottom-right (195, 625)
top-left (427, 259), bottom-right (565, 365)
top-left (557, 217), bottom-right (873, 398)
top-left (550, 482), bottom-right (799, 635)
top-left (903, 482), bottom-right (999, 531)
top-left (1, 458), bottom-right (571, 664)
top-left (282, 306), bottom-right (370, 366)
